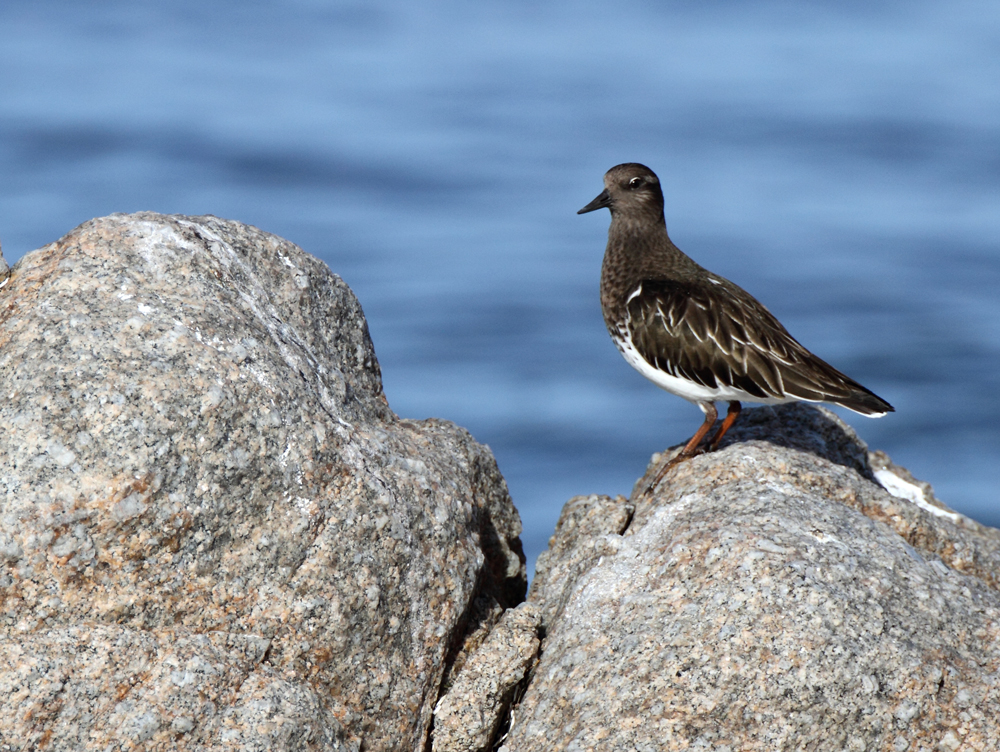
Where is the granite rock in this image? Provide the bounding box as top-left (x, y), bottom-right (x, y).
top-left (504, 404), bottom-right (1000, 751)
top-left (0, 241), bottom-right (9, 288)
top-left (431, 602), bottom-right (541, 752)
top-left (0, 213), bottom-right (526, 751)
top-left (528, 493), bottom-right (633, 631)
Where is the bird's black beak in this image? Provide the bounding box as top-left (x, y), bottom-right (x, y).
top-left (577, 189), bottom-right (612, 214)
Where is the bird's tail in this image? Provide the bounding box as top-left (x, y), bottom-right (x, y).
top-left (834, 389), bottom-right (894, 417)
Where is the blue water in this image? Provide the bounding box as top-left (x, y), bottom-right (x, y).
top-left (2, 1), bottom-right (998, 571)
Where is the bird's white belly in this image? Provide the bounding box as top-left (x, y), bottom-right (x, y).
top-left (615, 333), bottom-right (796, 406)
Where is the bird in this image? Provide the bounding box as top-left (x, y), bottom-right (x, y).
top-left (578, 163), bottom-right (893, 488)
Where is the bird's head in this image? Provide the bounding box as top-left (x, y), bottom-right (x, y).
top-left (578, 163), bottom-right (665, 224)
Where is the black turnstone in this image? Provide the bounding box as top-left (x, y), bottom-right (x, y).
top-left (579, 163), bottom-right (893, 485)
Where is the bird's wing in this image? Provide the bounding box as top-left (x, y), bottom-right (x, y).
top-left (625, 278), bottom-right (883, 407)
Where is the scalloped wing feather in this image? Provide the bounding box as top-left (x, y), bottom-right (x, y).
top-left (624, 278), bottom-right (891, 414)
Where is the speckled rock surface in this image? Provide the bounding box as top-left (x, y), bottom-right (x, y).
top-left (431, 602), bottom-right (541, 752)
top-left (528, 494), bottom-right (633, 631)
top-left (0, 241), bottom-right (10, 286)
top-left (0, 213), bottom-right (526, 751)
top-left (503, 404), bottom-right (1000, 751)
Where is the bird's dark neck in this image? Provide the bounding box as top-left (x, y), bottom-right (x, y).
top-left (602, 212), bottom-right (700, 290)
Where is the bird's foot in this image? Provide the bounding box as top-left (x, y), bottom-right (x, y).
top-left (643, 445), bottom-right (705, 497)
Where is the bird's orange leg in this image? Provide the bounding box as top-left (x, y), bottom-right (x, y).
top-left (646, 402), bottom-right (718, 493)
top-left (708, 400), bottom-right (742, 450)
top-left (677, 403), bottom-right (719, 458)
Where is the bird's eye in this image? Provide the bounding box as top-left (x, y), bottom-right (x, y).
top-left (628, 177), bottom-right (643, 189)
